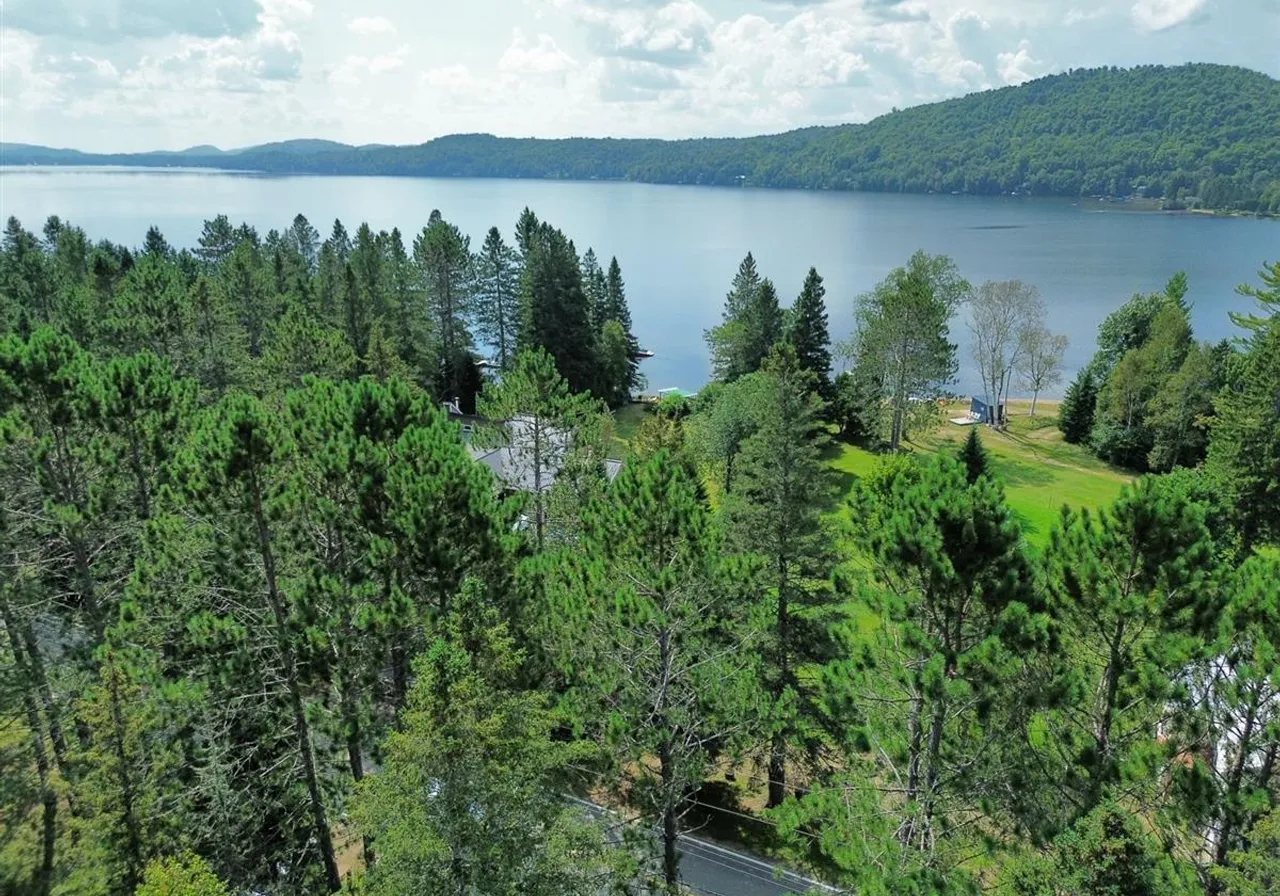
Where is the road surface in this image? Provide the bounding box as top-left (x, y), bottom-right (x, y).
top-left (678, 833), bottom-right (839, 895)
top-left (566, 796), bottom-right (841, 896)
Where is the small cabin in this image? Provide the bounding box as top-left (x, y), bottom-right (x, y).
top-left (969, 397), bottom-right (1005, 425)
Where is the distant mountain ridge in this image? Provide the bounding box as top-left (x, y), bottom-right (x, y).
top-left (4, 63), bottom-right (1278, 213)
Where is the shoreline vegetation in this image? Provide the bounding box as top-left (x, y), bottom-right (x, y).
top-left (3, 62), bottom-right (1278, 216)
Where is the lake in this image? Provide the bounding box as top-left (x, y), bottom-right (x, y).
top-left (2, 166), bottom-right (1276, 397)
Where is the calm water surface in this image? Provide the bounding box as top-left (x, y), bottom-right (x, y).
top-left (2, 166), bottom-right (1276, 396)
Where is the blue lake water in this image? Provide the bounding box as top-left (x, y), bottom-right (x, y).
top-left (2, 166), bottom-right (1276, 396)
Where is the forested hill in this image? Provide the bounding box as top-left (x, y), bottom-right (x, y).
top-left (4, 63), bottom-right (1279, 212)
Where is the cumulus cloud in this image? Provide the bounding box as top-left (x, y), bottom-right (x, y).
top-left (1131, 0), bottom-right (1209, 31)
top-left (564, 0), bottom-right (715, 68)
top-left (997, 41), bottom-right (1043, 84)
top-left (499, 30), bottom-right (578, 75)
top-left (347, 16), bottom-right (397, 36)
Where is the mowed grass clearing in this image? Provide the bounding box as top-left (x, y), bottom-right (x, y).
top-left (827, 400), bottom-right (1134, 545)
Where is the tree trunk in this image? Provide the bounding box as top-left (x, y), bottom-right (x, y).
top-left (249, 474), bottom-right (342, 893)
top-left (1210, 693), bottom-right (1260, 890)
top-left (532, 417), bottom-right (545, 552)
top-left (1030, 389), bottom-right (1039, 416)
top-left (767, 556), bottom-right (791, 810)
top-left (16, 614), bottom-right (72, 782)
top-left (4, 610), bottom-right (56, 896)
top-left (1093, 622), bottom-right (1125, 806)
top-left (106, 658), bottom-right (145, 893)
top-left (659, 737), bottom-right (680, 896)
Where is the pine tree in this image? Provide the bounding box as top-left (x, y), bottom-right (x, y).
top-left (1058, 368), bottom-right (1098, 444)
top-left (957, 426), bottom-right (992, 484)
top-left (384, 227), bottom-right (428, 377)
top-left (546, 452), bottom-right (753, 894)
top-left (1040, 477), bottom-right (1215, 817)
top-left (724, 344), bottom-right (838, 808)
top-left (848, 454), bottom-right (1041, 860)
top-left (286, 214), bottom-right (320, 274)
top-left (194, 215), bottom-right (236, 270)
top-left (364, 316), bottom-right (414, 383)
top-left (185, 275), bottom-right (249, 399)
top-left (786, 267), bottom-right (834, 404)
top-left (105, 253), bottom-right (188, 358)
top-left (177, 395), bottom-right (342, 892)
top-left (475, 348), bottom-right (603, 551)
top-left (352, 626), bottom-right (626, 896)
top-left (262, 300), bottom-right (357, 390)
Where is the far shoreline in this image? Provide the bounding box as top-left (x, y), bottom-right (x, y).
top-left (2, 163), bottom-right (1276, 222)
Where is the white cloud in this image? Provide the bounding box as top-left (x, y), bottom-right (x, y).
top-left (347, 16), bottom-right (397, 36)
top-left (997, 41), bottom-right (1043, 85)
top-left (330, 47), bottom-right (409, 86)
top-left (2, 0), bottom-right (1277, 151)
top-left (564, 0), bottom-right (716, 67)
top-left (260, 0), bottom-right (314, 22)
top-left (499, 30), bottom-right (578, 75)
top-left (1063, 7), bottom-right (1109, 25)
top-left (1131, 0), bottom-right (1208, 31)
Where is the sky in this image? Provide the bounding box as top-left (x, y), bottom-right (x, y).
top-left (0, 0), bottom-right (1276, 152)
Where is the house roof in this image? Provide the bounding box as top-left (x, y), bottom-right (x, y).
top-left (465, 414), bottom-right (623, 494)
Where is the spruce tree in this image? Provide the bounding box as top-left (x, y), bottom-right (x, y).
top-left (1058, 368), bottom-right (1098, 444)
top-left (706, 252), bottom-right (764, 382)
top-left (786, 266), bottom-right (834, 403)
top-left (580, 247), bottom-right (606, 329)
top-left (474, 227), bottom-right (519, 370)
top-left (599, 256), bottom-right (641, 403)
top-left (518, 224), bottom-right (598, 396)
top-left (958, 426), bottom-right (992, 484)
top-left (1207, 262), bottom-right (1280, 548)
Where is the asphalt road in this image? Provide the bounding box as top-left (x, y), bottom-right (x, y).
top-left (566, 796), bottom-right (841, 896)
top-left (678, 833), bottom-right (840, 896)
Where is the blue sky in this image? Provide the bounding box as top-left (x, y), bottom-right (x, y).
top-left (0, 0), bottom-right (1275, 151)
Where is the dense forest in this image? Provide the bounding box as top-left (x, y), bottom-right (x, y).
top-left (4, 64), bottom-right (1279, 214)
top-left (2, 206), bottom-right (1279, 896)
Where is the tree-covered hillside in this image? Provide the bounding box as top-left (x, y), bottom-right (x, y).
top-left (4, 64), bottom-right (1279, 212)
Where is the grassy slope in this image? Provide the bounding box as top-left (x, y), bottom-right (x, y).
top-left (828, 400), bottom-right (1133, 545)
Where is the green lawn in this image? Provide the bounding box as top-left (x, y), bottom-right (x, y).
top-left (609, 400), bottom-right (1131, 545)
top-left (827, 403), bottom-right (1134, 545)
top-left (610, 402), bottom-right (650, 455)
